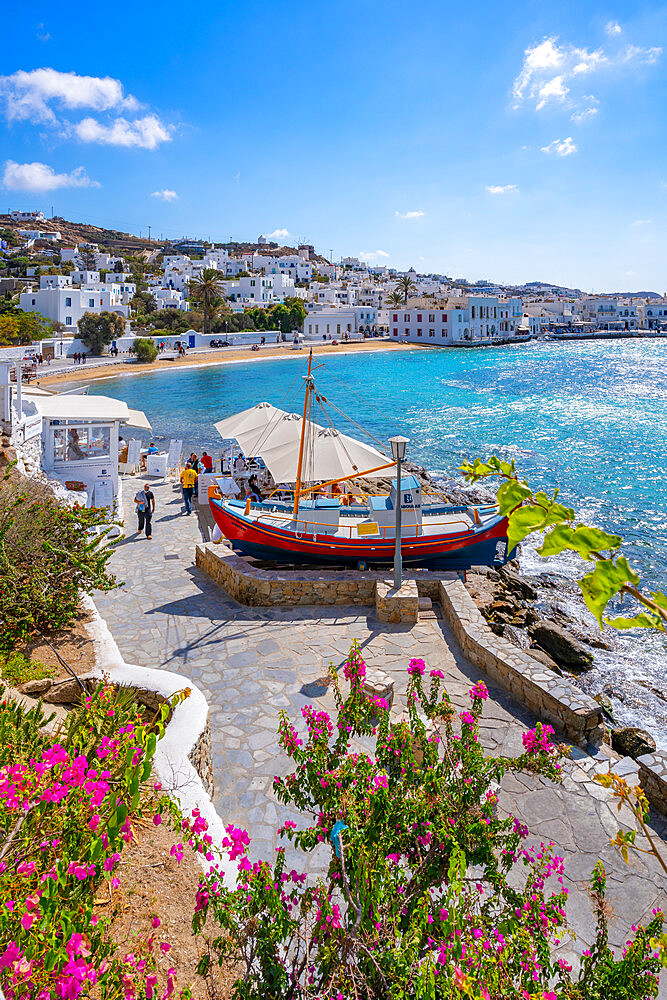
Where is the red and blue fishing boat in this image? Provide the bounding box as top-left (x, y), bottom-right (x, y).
top-left (209, 352), bottom-right (512, 570)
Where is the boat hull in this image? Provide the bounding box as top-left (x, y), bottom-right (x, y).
top-left (209, 498), bottom-right (513, 570)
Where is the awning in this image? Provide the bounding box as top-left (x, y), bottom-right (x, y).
top-left (125, 408), bottom-right (152, 431)
top-left (33, 394), bottom-right (130, 422)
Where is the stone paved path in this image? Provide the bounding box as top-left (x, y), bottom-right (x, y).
top-left (96, 477), bottom-right (667, 981)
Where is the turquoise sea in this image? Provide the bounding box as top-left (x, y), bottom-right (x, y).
top-left (89, 341), bottom-right (667, 743)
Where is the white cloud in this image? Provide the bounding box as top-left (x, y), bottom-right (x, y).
top-left (359, 250), bottom-right (390, 262)
top-left (0, 67), bottom-right (138, 124)
top-left (630, 218), bottom-right (652, 226)
top-left (571, 97), bottom-right (599, 123)
top-left (2, 159), bottom-right (99, 192)
top-left (36, 23), bottom-right (51, 42)
top-left (541, 136), bottom-right (577, 156)
top-left (512, 34), bottom-right (661, 113)
top-left (75, 114), bottom-right (171, 150)
top-left (395, 209), bottom-right (426, 219)
top-left (536, 75), bottom-right (569, 108)
top-left (151, 188), bottom-right (178, 202)
top-left (265, 228), bottom-right (290, 239)
top-left (606, 21), bottom-right (622, 37)
top-left (485, 184), bottom-right (518, 194)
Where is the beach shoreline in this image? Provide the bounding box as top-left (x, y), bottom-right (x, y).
top-left (36, 338), bottom-right (410, 387)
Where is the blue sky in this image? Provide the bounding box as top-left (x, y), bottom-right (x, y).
top-left (2, 1), bottom-right (666, 291)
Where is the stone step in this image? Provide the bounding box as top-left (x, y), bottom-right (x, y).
top-left (418, 597), bottom-right (433, 610)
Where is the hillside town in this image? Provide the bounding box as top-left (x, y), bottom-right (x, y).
top-left (1, 210), bottom-right (666, 360)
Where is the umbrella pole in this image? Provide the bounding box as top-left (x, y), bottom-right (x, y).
top-left (292, 350), bottom-right (313, 518)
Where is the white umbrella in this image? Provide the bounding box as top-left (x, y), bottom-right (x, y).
top-left (259, 425), bottom-right (395, 484)
top-left (214, 402), bottom-right (288, 453)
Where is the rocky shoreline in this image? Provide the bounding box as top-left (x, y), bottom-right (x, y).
top-left (394, 463), bottom-right (659, 761)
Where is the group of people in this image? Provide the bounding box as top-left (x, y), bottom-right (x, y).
top-left (179, 451), bottom-right (215, 514)
top-left (72, 352), bottom-right (87, 365)
top-left (133, 446), bottom-right (268, 538)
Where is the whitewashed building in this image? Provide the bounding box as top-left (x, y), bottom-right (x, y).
top-left (303, 306), bottom-right (377, 338)
top-left (20, 285), bottom-right (130, 331)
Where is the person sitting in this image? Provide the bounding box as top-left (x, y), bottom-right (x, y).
top-left (248, 474), bottom-right (263, 500)
top-left (200, 451), bottom-right (213, 472)
top-left (245, 483), bottom-right (260, 502)
top-left (147, 441), bottom-right (159, 455)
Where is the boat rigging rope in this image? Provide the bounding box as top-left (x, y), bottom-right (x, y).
top-left (319, 367), bottom-right (406, 445)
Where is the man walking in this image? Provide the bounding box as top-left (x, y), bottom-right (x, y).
top-left (134, 483), bottom-right (155, 539)
top-left (180, 461), bottom-right (198, 515)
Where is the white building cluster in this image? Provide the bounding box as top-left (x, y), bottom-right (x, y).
top-left (8, 208), bottom-right (667, 358)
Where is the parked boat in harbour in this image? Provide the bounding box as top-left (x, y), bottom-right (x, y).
top-left (207, 352), bottom-right (513, 570)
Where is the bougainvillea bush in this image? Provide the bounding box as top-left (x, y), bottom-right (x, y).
top-left (190, 642), bottom-right (664, 999)
top-left (0, 684), bottom-right (191, 999)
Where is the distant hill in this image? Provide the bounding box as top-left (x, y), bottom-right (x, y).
top-left (0, 215), bottom-right (331, 265)
top-left (0, 214), bottom-right (158, 256)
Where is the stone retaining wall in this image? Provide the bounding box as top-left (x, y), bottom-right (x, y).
top-left (637, 753), bottom-right (667, 815)
top-left (189, 721), bottom-right (214, 798)
top-left (439, 579), bottom-right (605, 746)
top-left (196, 541), bottom-right (456, 607)
top-left (375, 579), bottom-right (419, 624)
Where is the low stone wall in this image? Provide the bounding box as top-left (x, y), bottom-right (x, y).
top-left (637, 753), bottom-right (667, 815)
top-left (439, 579), bottom-right (604, 746)
top-left (196, 541), bottom-right (456, 608)
top-left (189, 721), bottom-right (214, 798)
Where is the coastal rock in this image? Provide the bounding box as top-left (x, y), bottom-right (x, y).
top-left (531, 620), bottom-right (594, 670)
top-left (611, 726), bottom-right (656, 760)
top-left (503, 624), bottom-right (531, 649)
top-left (526, 646), bottom-right (562, 673)
top-left (593, 693), bottom-right (616, 722)
top-left (18, 677), bottom-right (53, 696)
top-left (498, 566), bottom-right (538, 601)
top-left (43, 677), bottom-right (83, 704)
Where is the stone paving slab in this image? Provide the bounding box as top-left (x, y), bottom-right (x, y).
top-left (95, 477), bottom-right (667, 984)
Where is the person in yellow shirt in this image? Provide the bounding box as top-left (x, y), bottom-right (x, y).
top-left (180, 462), bottom-right (198, 515)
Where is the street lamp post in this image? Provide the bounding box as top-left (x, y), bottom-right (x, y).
top-left (389, 435), bottom-right (409, 590)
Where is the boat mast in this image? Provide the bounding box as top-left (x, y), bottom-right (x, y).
top-left (292, 349), bottom-right (314, 517)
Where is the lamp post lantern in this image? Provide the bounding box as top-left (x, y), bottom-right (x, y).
top-left (389, 435), bottom-right (409, 589)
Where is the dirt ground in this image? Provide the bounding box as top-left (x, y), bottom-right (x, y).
top-left (15, 604), bottom-right (99, 681)
top-left (108, 820), bottom-right (237, 999)
top-left (36, 338), bottom-right (410, 388)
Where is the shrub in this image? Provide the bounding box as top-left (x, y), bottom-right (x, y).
top-left (133, 337), bottom-right (159, 363)
top-left (189, 642), bottom-right (664, 999)
top-left (0, 470), bottom-right (119, 654)
top-left (0, 683), bottom-right (192, 998)
top-left (0, 651), bottom-right (53, 687)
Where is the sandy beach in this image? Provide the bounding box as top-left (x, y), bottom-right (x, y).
top-left (36, 338), bottom-right (410, 387)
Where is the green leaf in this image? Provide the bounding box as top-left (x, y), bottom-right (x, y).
top-left (496, 479), bottom-right (533, 517)
top-left (506, 505), bottom-right (551, 552)
top-left (538, 523), bottom-right (575, 557)
top-left (605, 612), bottom-right (665, 631)
top-left (649, 590), bottom-right (667, 612)
top-left (579, 557), bottom-right (640, 627)
top-left (569, 525), bottom-right (622, 559)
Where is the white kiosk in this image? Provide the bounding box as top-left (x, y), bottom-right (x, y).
top-left (33, 395), bottom-right (151, 507)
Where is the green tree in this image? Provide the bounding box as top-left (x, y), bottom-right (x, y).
top-left (78, 311), bottom-right (126, 355)
top-left (0, 310), bottom-right (53, 346)
top-left (132, 337), bottom-right (158, 362)
top-left (388, 290), bottom-right (404, 308)
top-left (189, 268), bottom-right (226, 336)
top-left (131, 291), bottom-right (157, 314)
top-left (395, 274), bottom-right (417, 304)
top-left (78, 245), bottom-right (98, 271)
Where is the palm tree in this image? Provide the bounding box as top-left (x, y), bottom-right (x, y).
top-left (190, 268), bottom-right (226, 336)
top-left (395, 275), bottom-right (417, 305)
top-left (388, 290), bottom-right (404, 308)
